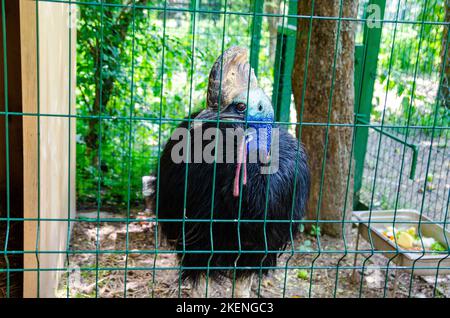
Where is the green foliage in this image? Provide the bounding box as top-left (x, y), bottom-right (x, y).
top-left (371, 0), bottom-right (448, 138)
top-left (309, 225), bottom-right (321, 237)
top-left (76, 5), bottom-right (198, 209)
top-left (378, 0), bottom-right (445, 78)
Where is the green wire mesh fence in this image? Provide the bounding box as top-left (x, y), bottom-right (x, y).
top-left (359, 0), bottom-right (450, 229)
top-left (0, 0), bottom-right (449, 298)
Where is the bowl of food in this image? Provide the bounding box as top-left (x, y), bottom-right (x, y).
top-left (352, 209), bottom-right (450, 275)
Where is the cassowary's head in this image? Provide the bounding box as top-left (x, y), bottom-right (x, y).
top-left (205, 46), bottom-right (273, 125)
top-left (196, 47), bottom-right (275, 197)
top-left (197, 46), bottom-right (274, 153)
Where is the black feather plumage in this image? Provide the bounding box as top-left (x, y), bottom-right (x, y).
top-left (151, 113), bottom-right (310, 283)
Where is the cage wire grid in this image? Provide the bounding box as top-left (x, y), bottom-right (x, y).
top-left (0, 0), bottom-right (449, 298)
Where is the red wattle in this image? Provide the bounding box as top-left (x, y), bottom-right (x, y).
top-left (233, 138), bottom-right (247, 197)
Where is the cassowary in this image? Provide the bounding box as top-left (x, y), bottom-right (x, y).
top-left (147, 47), bottom-right (310, 298)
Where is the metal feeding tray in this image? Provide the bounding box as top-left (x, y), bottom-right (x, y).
top-left (353, 209), bottom-right (450, 276)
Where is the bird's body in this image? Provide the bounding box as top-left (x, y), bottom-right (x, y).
top-left (148, 47), bottom-right (310, 297)
top-left (155, 117), bottom-right (309, 283)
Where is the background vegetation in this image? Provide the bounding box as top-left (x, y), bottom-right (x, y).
top-left (369, 0), bottom-right (449, 136)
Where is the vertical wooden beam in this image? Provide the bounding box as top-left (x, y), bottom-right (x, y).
top-left (19, 0), bottom-right (38, 298)
top-left (20, 0), bottom-right (76, 298)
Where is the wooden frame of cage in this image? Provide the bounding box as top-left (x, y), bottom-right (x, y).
top-left (0, 0), bottom-right (76, 298)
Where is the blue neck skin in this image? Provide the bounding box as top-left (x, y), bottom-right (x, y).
top-left (246, 115), bottom-right (273, 156)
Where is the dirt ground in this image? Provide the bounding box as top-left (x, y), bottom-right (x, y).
top-left (56, 209), bottom-right (449, 298)
top-left (0, 222), bottom-right (22, 298)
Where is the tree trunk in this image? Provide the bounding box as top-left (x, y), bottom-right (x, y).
top-left (292, 0), bottom-right (357, 237)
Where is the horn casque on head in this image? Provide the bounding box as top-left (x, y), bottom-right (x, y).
top-left (206, 46), bottom-right (258, 111)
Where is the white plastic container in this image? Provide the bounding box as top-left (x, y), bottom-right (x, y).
top-left (353, 209), bottom-right (450, 276)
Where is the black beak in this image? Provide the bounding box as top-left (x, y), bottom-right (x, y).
top-left (219, 107), bottom-right (245, 122)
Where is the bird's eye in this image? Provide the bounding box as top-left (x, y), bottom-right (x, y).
top-left (235, 103), bottom-right (246, 113)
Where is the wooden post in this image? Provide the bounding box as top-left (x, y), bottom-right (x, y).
top-left (19, 0), bottom-right (76, 298)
